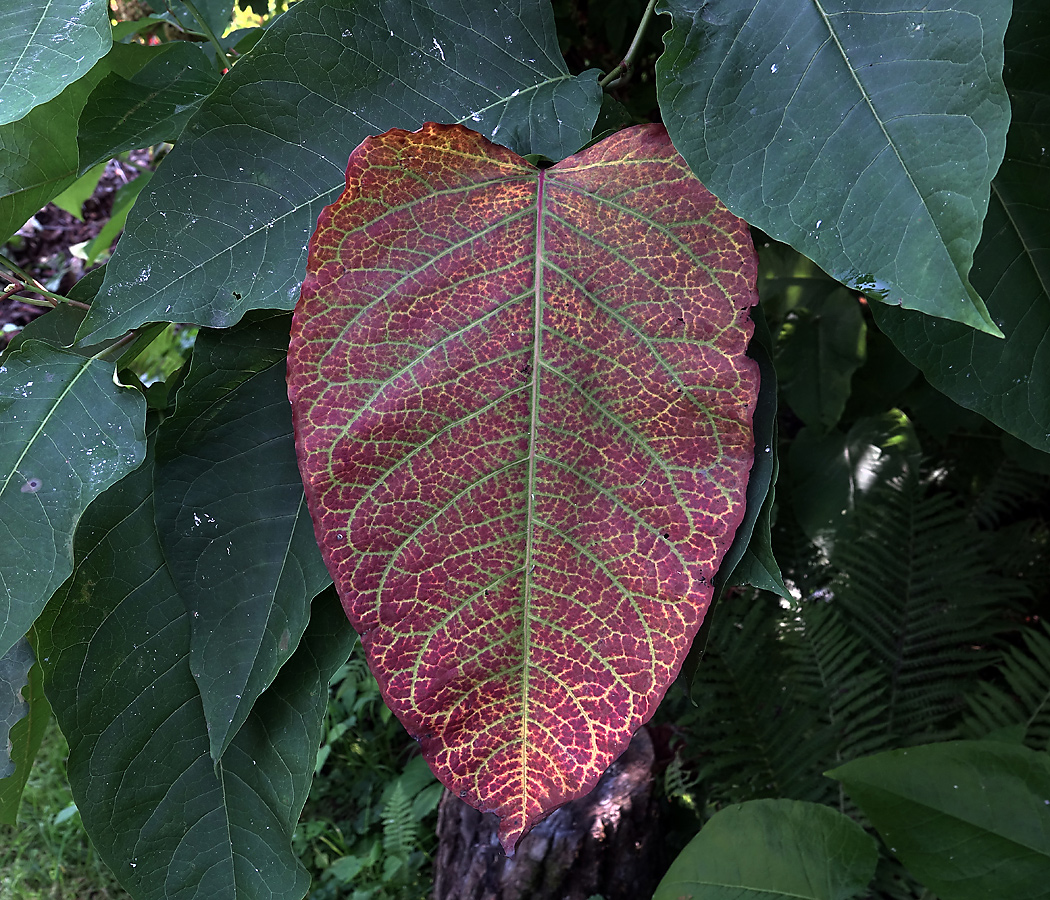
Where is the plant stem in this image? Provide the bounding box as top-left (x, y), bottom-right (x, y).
top-left (599, 0), bottom-right (659, 89)
top-left (0, 256), bottom-right (91, 310)
top-left (174, 0), bottom-right (232, 71)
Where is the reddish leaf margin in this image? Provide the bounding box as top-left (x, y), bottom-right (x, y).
top-left (288, 122), bottom-right (759, 852)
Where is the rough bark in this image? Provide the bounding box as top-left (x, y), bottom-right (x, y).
top-left (432, 728), bottom-right (663, 900)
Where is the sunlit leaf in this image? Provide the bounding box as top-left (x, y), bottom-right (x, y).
top-left (0, 0), bottom-right (111, 126)
top-left (288, 122), bottom-right (759, 852)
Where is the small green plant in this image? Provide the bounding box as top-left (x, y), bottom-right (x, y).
top-left (293, 646), bottom-right (441, 900)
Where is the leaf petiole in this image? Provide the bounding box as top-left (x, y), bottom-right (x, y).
top-left (169, 0), bottom-right (232, 71)
top-left (599, 0), bottom-right (658, 89)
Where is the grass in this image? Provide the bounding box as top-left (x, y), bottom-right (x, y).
top-left (0, 722), bottom-right (129, 900)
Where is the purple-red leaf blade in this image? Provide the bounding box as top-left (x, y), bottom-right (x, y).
top-left (288, 123), bottom-right (759, 852)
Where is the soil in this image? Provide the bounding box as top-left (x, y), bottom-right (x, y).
top-left (1, 152), bottom-right (151, 349)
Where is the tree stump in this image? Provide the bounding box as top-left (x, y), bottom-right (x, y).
top-left (432, 728), bottom-right (664, 900)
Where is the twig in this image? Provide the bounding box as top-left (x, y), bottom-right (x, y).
top-left (170, 0), bottom-right (232, 71)
top-left (599, 0), bottom-right (659, 89)
top-left (0, 254), bottom-right (92, 310)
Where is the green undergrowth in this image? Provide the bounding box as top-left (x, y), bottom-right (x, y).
top-left (0, 723), bottom-right (128, 900)
top-left (2, 645), bottom-right (438, 900)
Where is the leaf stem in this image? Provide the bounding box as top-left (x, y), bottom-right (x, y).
top-left (599, 0), bottom-right (659, 89)
top-left (0, 255), bottom-right (91, 311)
top-left (171, 0), bottom-right (231, 71)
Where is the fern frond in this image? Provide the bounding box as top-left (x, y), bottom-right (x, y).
top-left (968, 457), bottom-right (1049, 530)
top-left (687, 592), bottom-right (835, 805)
top-left (829, 473), bottom-right (1025, 744)
top-left (963, 621), bottom-right (1050, 751)
top-left (381, 780), bottom-right (416, 861)
top-left (785, 601), bottom-right (889, 765)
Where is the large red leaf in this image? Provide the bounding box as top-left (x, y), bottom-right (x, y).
top-left (288, 122), bottom-right (759, 852)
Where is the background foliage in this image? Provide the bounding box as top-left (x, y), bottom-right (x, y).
top-left (1, 0), bottom-right (1048, 898)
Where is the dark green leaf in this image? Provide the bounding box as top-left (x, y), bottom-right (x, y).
top-left (830, 741), bottom-right (1050, 900)
top-left (720, 304), bottom-right (787, 600)
top-left (163, 0), bottom-right (235, 38)
top-left (0, 340), bottom-right (147, 661)
top-left (777, 289), bottom-right (866, 433)
top-left (788, 410), bottom-right (920, 549)
top-left (37, 446), bottom-right (355, 900)
top-left (0, 645), bottom-right (50, 825)
top-left (873, 0), bottom-right (1050, 452)
top-left (76, 0), bottom-right (603, 343)
top-left (653, 798), bottom-right (878, 900)
top-left (0, 0), bottom-right (111, 126)
top-left (656, 0), bottom-right (1010, 334)
top-left (154, 313), bottom-right (331, 760)
top-left (0, 42), bottom-right (163, 242)
top-left (77, 42), bottom-right (221, 171)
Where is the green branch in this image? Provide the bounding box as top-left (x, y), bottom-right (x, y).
top-left (600, 0), bottom-right (659, 89)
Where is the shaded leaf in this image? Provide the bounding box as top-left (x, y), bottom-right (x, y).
top-left (36, 445), bottom-right (356, 900)
top-left (0, 42), bottom-right (163, 242)
top-left (0, 646), bottom-right (50, 825)
top-left (722, 304), bottom-right (787, 599)
top-left (656, 0), bottom-right (1011, 334)
top-left (0, 637), bottom-right (33, 779)
top-left (788, 410), bottom-right (920, 549)
top-left (154, 312), bottom-right (331, 761)
top-left (288, 122), bottom-right (759, 852)
top-left (653, 798), bottom-right (878, 900)
top-left (0, 0), bottom-right (111, 126)
top-left (873, 0), bottom-right (1050, 452)
top-left (830, 741), bottom-right (1050, 900)
top-left (162, 0), bottom-right (235, 38)
top-left (777, 289), bottom-right (866, 433)
top-left (76, 0), bottom-right (603, 344)
top-left (77, 42), bottom-right (221, 172)
top-left (0, 340), bottom-right (146, 661)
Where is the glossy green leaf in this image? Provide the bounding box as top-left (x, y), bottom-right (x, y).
top-left (288, 122), bottom-right (759, 852)
top-left (653, 798), bottom-right (878, 900)
top-left (873, 0), bottom-right (1050, 452)
top-left (788, 410), bottom-right (920, 549)
top-left (0, 340), bottom-right (147, 662)
top-left (0, 645), bottom-right (50, 825)
top-left (830, 741), bottom-right (1050, 900)
top-left (36, 446), bottom-right (355, 900)
top-left (77, 42), bottom-right (221, 172)
top-left (656, 0), bottom-right (1010, 334)
top-left (154, 313), bottom-right (331, 761)
top-left (0, 0), bottom-right (111, 126)
top-left (777, 289), bottom-right (867, 433)
top-left (76, 0), bottom-right (602, 344)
